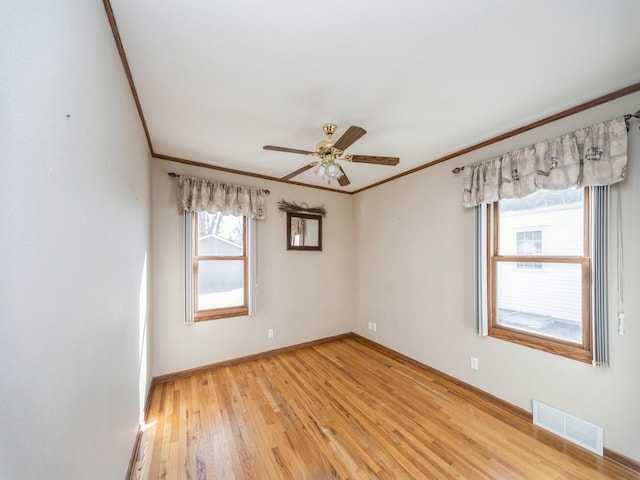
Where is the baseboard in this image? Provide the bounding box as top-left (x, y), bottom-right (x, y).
top-left (126, 377), bottom-right (159, 480)
top-left (131, 331), bottom-right (640, 477)
top-left (125, 426), bottom-right (143, 480)
top-left (604, 448), bottom-right (640, 474)
top-left (152, 332), bottom-right (352, 384)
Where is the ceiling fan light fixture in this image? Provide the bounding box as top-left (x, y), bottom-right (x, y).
top-left (314, 164), bottom-right (327, 177)
top-left (325, 162), bottom-right (341, 178)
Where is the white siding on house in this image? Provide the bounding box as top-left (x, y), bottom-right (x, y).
top-left (498, 198), bottom-right (584, 323)
top-left (199, 235), bottom-right (242, 256)
top-left (500, 201), bottom-right (584, 256)
top-left (497, 262), bottom-right (583, 323)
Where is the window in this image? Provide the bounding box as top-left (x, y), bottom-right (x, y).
top-left (186, 211), bottom-right (256, 322)
top-left (516, 230), bottom-right (542, 269)
top-left (487, 188), bottom-right (593, 362)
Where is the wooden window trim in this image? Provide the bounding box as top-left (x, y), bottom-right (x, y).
top-left (487, 189), bottom-right (593, 363)
top-left (193, 213), bottom-right (249, 322)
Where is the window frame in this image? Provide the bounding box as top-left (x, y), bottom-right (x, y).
top-left (486, 188), bottom-right (593, 363)
top-left (192, 212), bottom-right (249, 322)
top-left (515, 229), bottom-right (543, 269)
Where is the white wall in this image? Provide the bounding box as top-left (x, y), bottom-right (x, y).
top-left (353, 91), bottom-right (640, 461)
top-left (0, 2), bottom-right (151, 479)
top-left (151, 159), bottom-right (353, 375)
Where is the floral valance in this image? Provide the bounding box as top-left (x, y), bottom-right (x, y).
top-left (176, 175), bottom-right (268, 219)
top-left (462, 116), bottom-right (628, 208)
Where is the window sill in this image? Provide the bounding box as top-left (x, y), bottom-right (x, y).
top-left (195, 307), bottom-right (249, 322)
top-left (488, 325), bottom-right (592, 363)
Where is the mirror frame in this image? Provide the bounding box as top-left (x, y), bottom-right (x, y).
top-left (286, 212), bottom-right (322, 251)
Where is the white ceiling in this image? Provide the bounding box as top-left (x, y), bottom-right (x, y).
top-left (109, 0), bottom-right (640, 192)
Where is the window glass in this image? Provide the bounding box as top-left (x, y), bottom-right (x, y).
top-left (495, 261), bottom-right (583, 343)
top-left (193, 212), bottom-right (248, 320)
top-left (197, 213), bottom-right (244, 256)
top-left (489, 187), bottom-right (592, 360)
top-left (516, 230), bottom-right (542, 269)
top-left (498, 189), bottom-right (583, 256)
top-left (197, 260), bottom-right (245, 310)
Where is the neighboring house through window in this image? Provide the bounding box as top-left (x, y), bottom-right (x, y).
top-left (487, 187), bottom-right (593, 362)
top-left (187, 211), bottom-right (253, 321)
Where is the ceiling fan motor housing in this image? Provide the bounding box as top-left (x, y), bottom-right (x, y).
top-left (316, 138), bottom-right (337, 156)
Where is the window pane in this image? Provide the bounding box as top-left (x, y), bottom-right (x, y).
top-left (498, 189), bottom-right (583, 256)
top-left (516, 230), bottom-right (542, 255)
top-left (197, 212), bottom-right (244, 256)
top-left (197, 260), bottom-right (245, 310)
top-left (496, 261), bottom-right (583, 343)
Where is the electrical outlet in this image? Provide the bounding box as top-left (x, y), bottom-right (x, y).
top-left (268, 328), bottom-right (274, 339)
top-left (372, 322), bottom-right (377, 332)
top-left (368, 321), bottom-right (373, 330)
top-left (470, 356), bottom-right (479, 370)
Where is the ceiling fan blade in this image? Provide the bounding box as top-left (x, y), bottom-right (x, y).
top-left (337, 167), bottom-right (350, 187)
top-left (351, 155), bottom-right (400, 166)
top-left (332, 126), bottom-right (367, 151)
top-left (264, 145), bottom-right (314, 155)
top-left (281, 163), bottom-right (315, 180)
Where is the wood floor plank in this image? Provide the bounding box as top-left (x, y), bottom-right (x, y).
top-left (134, 337), bottom-right (640, 479)
top-left (291, 347), bottom-right (458, 478)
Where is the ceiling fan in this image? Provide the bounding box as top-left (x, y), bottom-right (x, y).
top-left (263, 123), bottom-right (400, 187)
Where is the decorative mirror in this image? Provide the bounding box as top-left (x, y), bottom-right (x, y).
top-left (286, 212), bottom-right (322, 251)
top-left (278, 200), bottom-right (326, 252)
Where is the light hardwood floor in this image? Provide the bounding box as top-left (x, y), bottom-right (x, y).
top-left (132, 336), bottom-right (639, 479)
